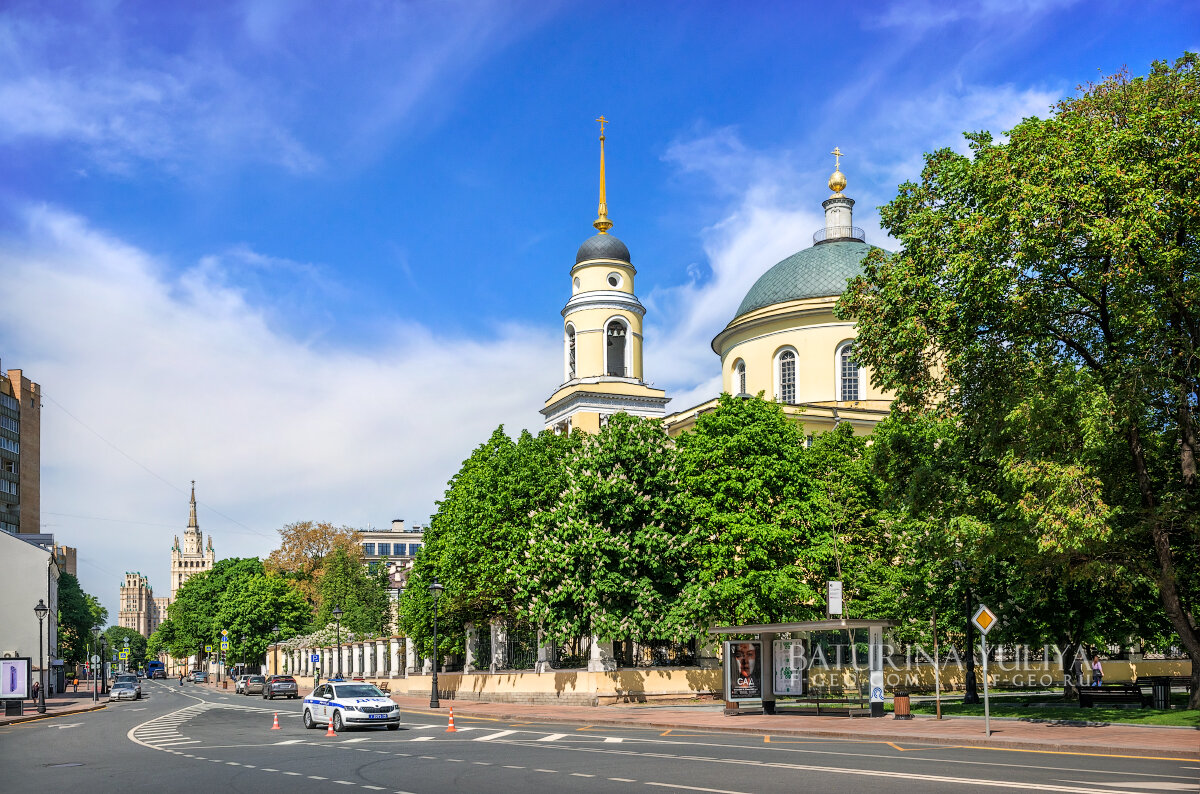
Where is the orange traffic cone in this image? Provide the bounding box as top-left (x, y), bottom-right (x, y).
top-left (271, 713), bottom-right (281, 730)
top-left (446, 706), bottom-right (457, 733)
top-left (325, 718), bottom-right (337, 737)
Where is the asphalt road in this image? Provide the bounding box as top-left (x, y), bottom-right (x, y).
top-left (1, 679), bottom-right (1196, 793)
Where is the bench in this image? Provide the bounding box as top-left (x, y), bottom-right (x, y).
top-left (777, 697), bottom-right (870, 717)
top-left (1078, 684), bottom-right (1148, 708)
top-left (375, 681), bottom-right (390, 693)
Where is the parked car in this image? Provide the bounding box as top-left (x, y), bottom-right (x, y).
top-left (263, 675), bottom-right (299, 700)
top-left (242, 674), bottom-right (266, 695)
top-left (114, 673), bottom-right (141, 699)
top-left (234, 675), bottom-right (250, 694)
top-left (301, 682), bottom-right (399, 731)
top-left (109, 682), bottom-right (139, 701)
top-left (190, 670), bottom-right (209, 683)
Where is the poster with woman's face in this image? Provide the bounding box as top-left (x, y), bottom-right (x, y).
top-left (724, 641), bottom-right (762, 701)
top-left (1, 659), bottom-right (30, 698)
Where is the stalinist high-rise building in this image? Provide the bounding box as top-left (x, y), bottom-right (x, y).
top-left (171, 481), bottom-right (215, 599)
top-left (541, 118), bottom-right (669, 434)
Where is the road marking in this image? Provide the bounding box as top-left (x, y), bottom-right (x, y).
top-left (473, 762), bottom-right (491, 766)
top-left (152, 740), bottom-right (201, 747)
top-left (275, 739), bottom-right (306, 745)
top-left (411, 736), bottom-right (434, 742)
top-left (534, 769), bottom-right (557, 773)
top-left (363, 787), bottom-right (385, 791)
top-left (308, 775), bottom-right (327, 780)
top-left (537, 733), bottom-right (566, 742)
top-left (345, 737), bottom-right (369, 743)
top-left (476, 730), bottom-right (516, 741)
top-left (610, 778), bottom-right (636, 783)
top-left (332, 782), bottom-right (355, 786)
top-left (571, 773), bottom-right (595, 778)
top-left (262, 768), bottom-right (278, 772)
top-left (283, 771), bottom-right (301, 775)
top-left (504, 765), bottom-right (525, 769)
top-left (1056, 782), bottom-right (1198, 792)
top-left (646, 784), bottom-right (751, 794)
top-left (646, 784), bottom-right (749, 794)
top-left (604, 737), bottom-right (624, 743)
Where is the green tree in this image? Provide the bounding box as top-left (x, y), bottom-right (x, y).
top-left (56, 573), bottom-right (99, 665)
top-left (217, 574), bottom-right (312, 665)
top-left (104, 625), bottom-right (148, 668)
top-left (839, 54), bottom-right (1200, 704)
top-left (168, 558), bottom-right (268, 655)
top-left (315, 547), bottom-right (390, 637)
top-left (524, 413), bottom-right (688, 644)
top-left (674, 394), bottom-right (826, 626)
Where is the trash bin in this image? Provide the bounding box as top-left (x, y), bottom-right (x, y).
top-left (222, 680), bottom-right (228, 690)
top-left (1149, 677), bottom-right (1170, 710)
top-left (4, 699), bottom-right (23, 717)
top-left (893, 690), bottom-right (912, 720)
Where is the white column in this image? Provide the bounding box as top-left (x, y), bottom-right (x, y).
top-left (464, 623), bottom-right (477, 674)
top-left (588, 635), bottom-right (616, 672)
top-left (491, 620), bottom-right (508, 671)
top-left (405, 638), bottom-right (417, 675)
top-left (376, 640), bottom-right (386, 676)
top-left (389, 638), bottom-right (401, 677)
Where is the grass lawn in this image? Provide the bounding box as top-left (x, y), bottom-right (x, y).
top-left (905, 694), bottom-right (1199, 727)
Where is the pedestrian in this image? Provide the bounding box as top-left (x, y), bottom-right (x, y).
top-left (72, 676), bottom-right (79, 693)
top-left (1091, 654), bottom-right (1103, 687)
top-left (31, 679), bottom-right (40, 700)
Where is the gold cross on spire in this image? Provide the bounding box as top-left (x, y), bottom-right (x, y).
top-left (831, 146), bottom-right (844, 170)
top-left (594, 116), bottom-right (613, 233)
top-left (596, 115), bottom-right (608, 137)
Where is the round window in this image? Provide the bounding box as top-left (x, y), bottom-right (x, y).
top-left (607, 272), bottom-right (623, 288)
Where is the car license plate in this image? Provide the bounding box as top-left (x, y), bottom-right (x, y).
top-left (368, 713), bottom-right (387, 719)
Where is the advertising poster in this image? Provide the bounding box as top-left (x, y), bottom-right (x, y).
top-left (773, 639), bottom-right (807, 696)
top-left (724, 641), bottom-right (763, 702)
top-left (1, 658), bottom-right (31, 699)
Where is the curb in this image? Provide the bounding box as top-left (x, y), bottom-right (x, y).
top-left (393, 701), bottom-right (1200, 761)
top-left (0, 702), bottom-right (107, 727)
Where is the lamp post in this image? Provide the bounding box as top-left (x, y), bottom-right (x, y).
top-left (952, 560), bottom-right (980, 704)
top-left (428, 579), bottom-right (444, 709)
top-left (99, 637), bottom-right (108, 694)
top-left (91, 627), bottom-right (101, 703)
top-left (34, 599), bottom-right (49, 713)
top-left (271, 626), bottom-right (280, 675)
top-left (332, 606), bottom-right (344, 679)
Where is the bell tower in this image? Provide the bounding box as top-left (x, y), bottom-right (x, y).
top-left (541, 118), bottom-right (669, 434)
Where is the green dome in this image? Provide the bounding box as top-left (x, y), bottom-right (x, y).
top-left (734, 241), bottom-right (879, 318)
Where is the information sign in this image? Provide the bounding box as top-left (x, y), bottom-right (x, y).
top-left (310, 654), bottom-right (320, 664)
top-left (827, 580), bottom-right (843, 616)
top-left (119, 650), bottom-right (129, 660)
top-left (971, 604), bottom-right (998, 636)
top-left (220, 641), bottom-right (229, 651)
top-left (772, 639), bottom-right (807, 696)
top-left (90, 655), bottom-right (100, 664)
top-left (723, 641), bottom-right (763, 702)
top-left (205, 645), bottom-right (212, 653)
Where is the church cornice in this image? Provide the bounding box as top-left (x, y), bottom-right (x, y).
top-left (561, 290), bottom-right (646, 319)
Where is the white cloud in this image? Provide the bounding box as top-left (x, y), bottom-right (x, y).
top-left (869, 0), bottom-right (1080, 30)
top-left (0, 205), bottom-right (556, 617)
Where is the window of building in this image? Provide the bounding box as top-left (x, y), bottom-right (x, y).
top-left (2, 460), bottom-right (14, 473)
top-left (409, 543), bottom-right (422, 556)
top-left (777, 349), bottom-right (796, 404)
top-left (606, 271), bottom-right (623, 288)
top-left (377, 543), bottom-right (390, 556)
top-left (0, 393), bottom-right (17, 411)
top-left (363, 543), bottom-right (376, 556)
top-left (0, 415), bottom-right (17, 433)
top-left (735, 359), bottom-right (746, 395)
top-left (0, 437), bottom-right (18, 454)
top-left (606, 320), bottom-right (627, 377)
top-left (838, 342), bottom-right (860, 401)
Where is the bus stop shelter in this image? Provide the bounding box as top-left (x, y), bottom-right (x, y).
top-left (709, 619), bottom-right (898, 717)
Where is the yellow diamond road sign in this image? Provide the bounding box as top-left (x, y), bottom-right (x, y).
top-left (972, 604), bottom-right (998, 635)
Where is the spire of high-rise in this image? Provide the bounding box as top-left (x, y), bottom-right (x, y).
top-left (188, 479), bottom-right (198, 530)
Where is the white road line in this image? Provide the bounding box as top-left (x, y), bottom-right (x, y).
top-left (610, 778), bottom-right (636, 783)
top-left (504, 765), bottom-right (525, 769)
top-left (274, 740), bottom-right (306, 745)
top-left (363, 787), bottom-right (385, 791)
top-left (571, 773), bottom-right (595, 777)
top-left (537, 733), bottom-right (567, 742)
top-left (345, 738), bottom-right (369, 743)
top-left (151, 740), bottom-right (201, 747)
top-left (604, 737), bottom-right (624, 743)
top-left (475, 730), bottom-right (516, 741)
top-left (646, 784), bottom-right (749, 794)
top-left (411, 736), bottom-right (434, 742)
top-left (409, 723), bottom-right (441, 729)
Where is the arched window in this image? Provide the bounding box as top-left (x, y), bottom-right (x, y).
top-left (565, 325), bottom-right (576, 381)
top-left (777, 349), bottom-right (796, 404)
top-left (838, 342), bottom-right (860, 401)
top-left (736, 359), bottom-right (746, 395)
top-left (606, 320), bottom-right (627, 377)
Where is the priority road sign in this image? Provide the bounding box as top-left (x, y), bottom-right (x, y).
top-left (221, 629), bottom-right (228, 637)
top-left (972, 604), bottom-right (998, 635)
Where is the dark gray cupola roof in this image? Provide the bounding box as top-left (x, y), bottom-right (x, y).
top-left (576, 233), bottom-right (631, 264)
top-left (734, 240), bottom-right (879, 317)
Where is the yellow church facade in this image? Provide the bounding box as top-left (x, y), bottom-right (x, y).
top-left (545, 127), bottom-right (891, 437)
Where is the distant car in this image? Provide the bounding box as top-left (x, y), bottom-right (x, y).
top-left (147, 661), bottom-right (166, 679)
top-left (263, 675), bottom-right (298, 700)
top-left (243, 675), bottom-right (266, 695)
top-left (190, 671), bottom-right (208, 683)
top-left (109, 682), bottom-right (139, 701)
top-left (114, 673), bottom-right (141, 699)
top-left (302, 682), bottom-right (399, 732)
top-left (234, 675), bottom-right (250, 694)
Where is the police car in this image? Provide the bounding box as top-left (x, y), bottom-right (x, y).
top-left (302, 681), bottom-right (401, 732)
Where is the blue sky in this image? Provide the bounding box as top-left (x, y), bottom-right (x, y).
top-left (0, 0), bottom-right (1194, 621)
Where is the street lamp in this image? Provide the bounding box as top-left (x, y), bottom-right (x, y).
top-left (91, 627), bottom-right (101, 702)
top-left (332, 606), bottom-right (344, 679)
top-left (33, 599), bottom-right (49, 713)
top-left (271, 626), bottom-right (280, 676)
top-left (428, 579), bottom-right (444, 709)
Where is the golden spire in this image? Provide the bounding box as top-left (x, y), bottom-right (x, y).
top-left (828, 146), bottom-right (847, 196)
top-left (593, 116), bottom-right (613, 234)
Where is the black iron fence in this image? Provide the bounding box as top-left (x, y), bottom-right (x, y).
top-left (613, 639), bottom-right (697, 668)
top-left (548, 637), bottom-right (591, 669)
top-left (506, 624), bottom-right (540, 670)
top-left (474, 627), bottom-right (492, 669)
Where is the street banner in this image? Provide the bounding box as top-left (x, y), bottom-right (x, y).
top-left (1, 658), bottom-right (31, 699)
top-left (773, 639), bottom-right (806, 696)
top-left (723, 640), bottom-right (763, 702)
top-left (870, 670), bottom-right (885, 703)
top-left (827, 580), bottom-right (843, 616)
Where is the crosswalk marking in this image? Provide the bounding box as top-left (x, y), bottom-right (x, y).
top-left (411, 736), bottom-right (434, 742)
top-left (537, 733), bottom-right (566, 742)
top-left (475, 730), bottom-right (516, 742)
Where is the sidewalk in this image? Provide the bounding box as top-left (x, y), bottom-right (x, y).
top-left (0, 688), bottom-right (107, 726)
top-left (387, 695), bottom-right (1200, 760)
